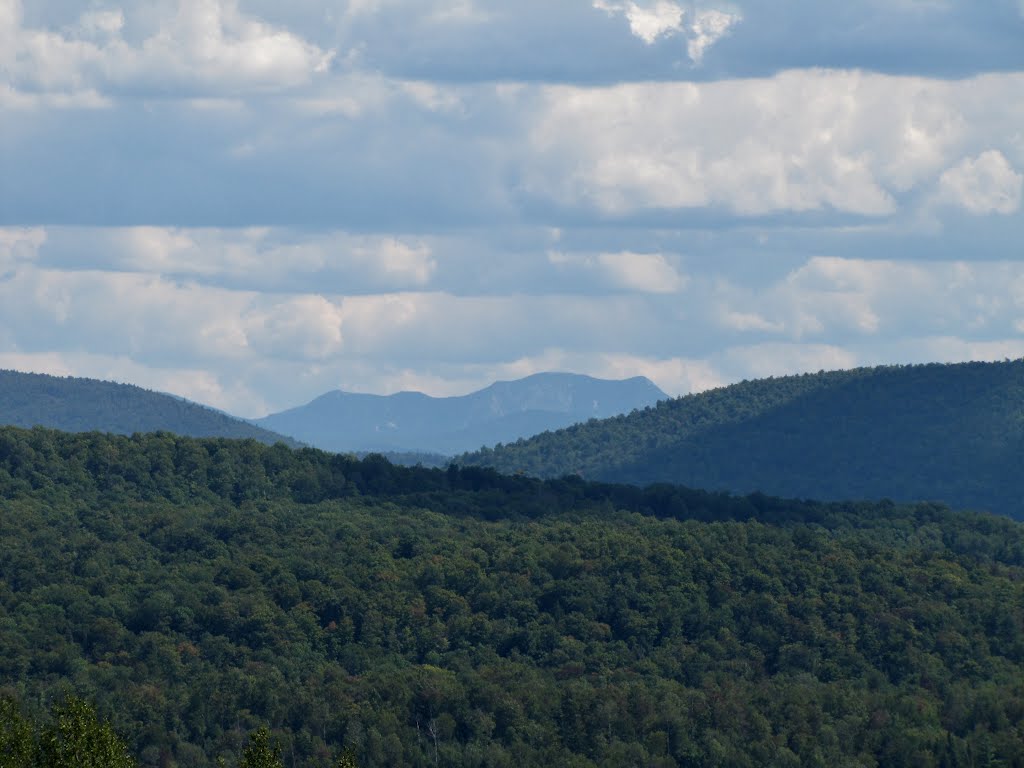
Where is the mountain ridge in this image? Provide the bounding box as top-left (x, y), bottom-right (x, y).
top-left (255, 371), bottom-right (667, 455)
top-left (0, 369), bottom-right (300, 446)
top-left (458, 360), bottom-right (1024, 518)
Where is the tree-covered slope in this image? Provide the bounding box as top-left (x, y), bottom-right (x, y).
top-left (255, 373), bottom-right (666, 455)
top-left (460, 360), bottom-right (1024, 518)
top-left (2, 427), bottom-right (1024, 766)
top-left (0, 369), bottom-right (298, 446)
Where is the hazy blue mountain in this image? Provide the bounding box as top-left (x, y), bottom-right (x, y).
top-left (255, 372), bottom-right (667, 455)
top-left (0, 369), bottom-right (299, 445)
top-left (459, 360), bottom-right (1024, 518)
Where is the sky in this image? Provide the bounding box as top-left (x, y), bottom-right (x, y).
top-left (1, 0), bottom-right (1023, 418)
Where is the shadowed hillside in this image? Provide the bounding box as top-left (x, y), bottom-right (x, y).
top-left (460, 360), bottom-right (1024, 518)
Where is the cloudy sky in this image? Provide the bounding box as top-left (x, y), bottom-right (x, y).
top-left (1, 0), bottom-right (1023, 417)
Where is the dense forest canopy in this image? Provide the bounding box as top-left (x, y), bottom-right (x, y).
top-left (0, 370), bottom-right (298, 447)
top-left (459, 360), bottom-right (1024, 519)
top-left (2, 427), bottom-right (1024, 766)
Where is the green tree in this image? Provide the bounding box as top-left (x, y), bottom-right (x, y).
top-left (239, 726), bottom-right (284, 768)
top-left (0, 698), bottom-right (36, 768)
top-left (39, 697), bottom-right (135, 768)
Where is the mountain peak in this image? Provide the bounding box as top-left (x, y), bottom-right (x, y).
top-left (256, 372), bottom-right (667, 455)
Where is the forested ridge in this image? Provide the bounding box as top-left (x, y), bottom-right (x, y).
top-left (459, 360), bottom-right (1024, 519)
top-left (2, 427), bottom-right (1024, 766)
top-left (0, 370), bottom-right (298, 447)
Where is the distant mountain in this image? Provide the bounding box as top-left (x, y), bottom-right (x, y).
top-left (255, 372), bottom-right (667, 455)
top-left (0, 369), bottom-right (299, 446)
top-left (459, 360), bottom-right (1024, 518)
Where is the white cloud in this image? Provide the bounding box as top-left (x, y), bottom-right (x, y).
top-left (594, 1), bottom-right (685, 45)
top-left (142, 0), bottom-right (337, 87)
top-left (592, 1), bottom-right (739, 59)
top-left (688, 9), bottom-right (740, 64)
top-left (0, 267), bottom-right (255, 362)
top-left (249, 294), bottom-right (345, 360)
top-left (722, 342), bottom-right (860, 380)
top-left (938, 150), bottom-right (1023, 215)
top-left (60, 228), bottom-right (438, 292)
top-left (8, 59), bottom-right (1023, 227)
top-left (626, 1), bottom-right (685, 44)
top-left (596, 252), bottom-right (687, 293)
top-left (592, 353), bottom-right (724, 395)
top-left (713, 257), bottom-right (1024, 344)
top-left (329, 289), bottom-right (678, 364)
top-left (116, 227), bottom-right (201, 271)
top-left (0, 0), bottom-right (336, 99)
top-left (354, 238), bottom-right (438, 285)
top-left (530, 71), bottom-right (965, 217)
top-left (400, 80), bottom-right (463, 113)
top-left (523, 69), bottom-right (1024, 220)
top-left (719, 310), bottom-right (784, 333)
top-left (548, 251), bottom-right (687, 294)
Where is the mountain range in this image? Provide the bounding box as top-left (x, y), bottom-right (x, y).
top-left (254, 372), bottom-right (667, 455)
top-left (5, 362), bottom-right (1023, 519)
top-left (460, 360), bottom-right (1024, 518)
top-left (3, 362), bottom-right (1024, 764)
top-left (0, 369), bottom-right (298, 446)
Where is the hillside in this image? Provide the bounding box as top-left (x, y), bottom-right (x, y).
top-left (459, 360), bottom-right (1024, 518)
top-left (2, 427), bottom-right (1024, 766)
top-left (255, 372), bottom-right (666, 455)
top-left (0, 369), bottom-right (298, 446)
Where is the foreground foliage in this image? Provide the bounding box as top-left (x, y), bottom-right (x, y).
top-left (460, 360), bottom-right (1024, 518)
top-left (1, 427), bottom-right (1024, 766)
top-left (0, 703), bottom-right (357, 768)
top-left (0, 696), bottom-right (135, 768)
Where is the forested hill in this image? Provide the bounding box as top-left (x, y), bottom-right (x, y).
top-left (2, 426), bottom-right (1024, 766)
top-left (0, 369), bottom-right (298, 446)
top-left (459, 360), bottom-right (1024, 518)
top-left (255, 372), bottom-right (666, 455)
